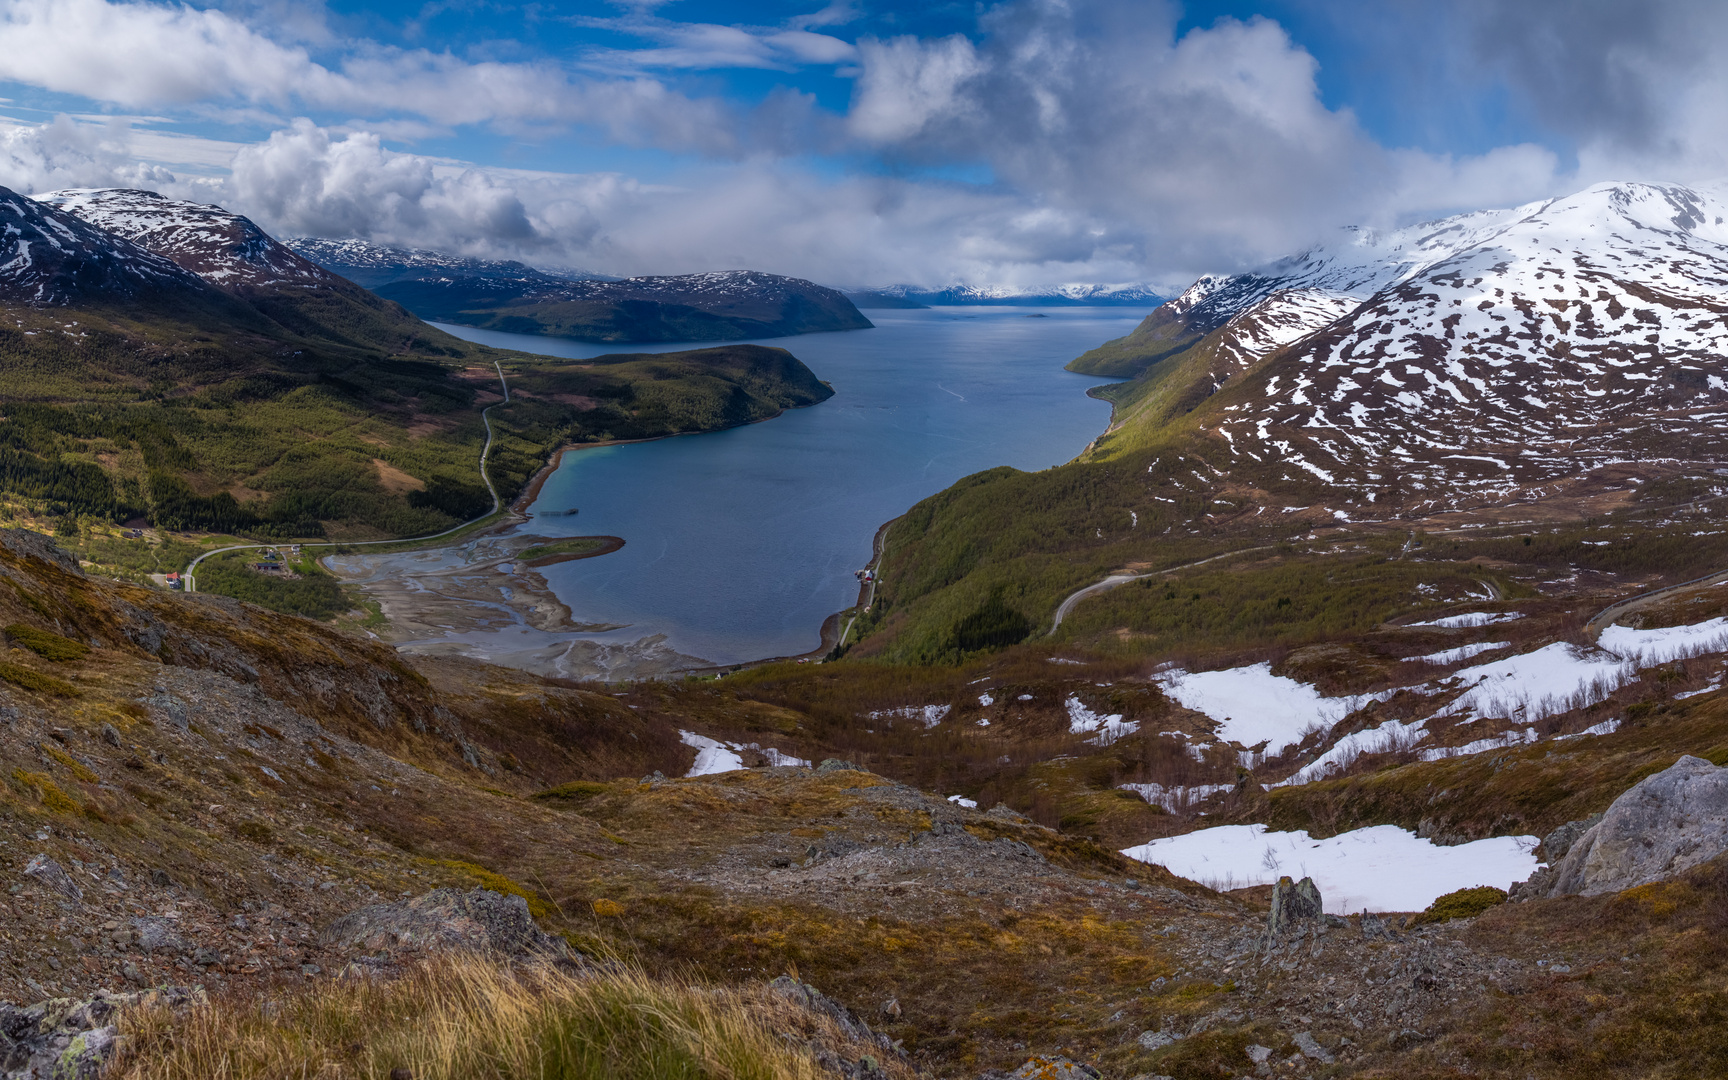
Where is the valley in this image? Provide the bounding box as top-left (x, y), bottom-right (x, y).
top-left (3, 178), bottom-right (1728, 1080)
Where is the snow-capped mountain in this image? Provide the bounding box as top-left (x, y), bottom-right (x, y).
top-left (284, 238), bottom-right (598, 291)
top-left (0, 186), bottom-right (212, 306)
top-left (1158, 181), bottom-right (1728, 513)
top-left (855, 282), bottom-right (1163, 307)
top-left (39, 189), bottom-right (338, 291)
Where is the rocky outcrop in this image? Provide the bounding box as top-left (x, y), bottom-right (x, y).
top-left (1522, 755), bottom-right (1728, 898)
top-left (1266, 875), bottom-right (1324, 939)
top-left (0, 986), bottom-right (203, 1079)
top-left (320, 888), bottom-right (567, 962)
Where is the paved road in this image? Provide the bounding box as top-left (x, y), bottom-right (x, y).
top-left (1047, 544), bottom-right (1277, 634)
top-left (187, 362), bottom-right (511, 591)
top-left (1584, 566), bottom-right (1728, 641)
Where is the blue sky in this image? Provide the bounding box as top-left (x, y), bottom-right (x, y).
top-left (0, 0), bottom-right (1722, 287)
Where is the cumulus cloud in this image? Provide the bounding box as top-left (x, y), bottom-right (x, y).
top-left (0, 115), bottom-right (185, 194)
top-left (14, 0), bottom-right (1727, 289)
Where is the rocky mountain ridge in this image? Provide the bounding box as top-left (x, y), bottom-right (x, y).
top-left (0, 187), bottom-right (219, 308)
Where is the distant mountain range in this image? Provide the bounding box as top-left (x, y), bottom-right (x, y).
top-left (287, 239), bottom-right (871, 343)
top-left (0, 187), bottom-right (836, 539)
top-left (846, 283), bottom-right (1164, 308)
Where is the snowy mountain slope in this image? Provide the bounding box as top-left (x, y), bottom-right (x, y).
top-left (284, 238), bottom-right (596, 291)
top-left (0, 186), bottom-right (213, 306)
top-left (40, 189), bottom-right (337, 290)
top-left (1069, 204), bottom-right (1536, 377)
top-left (854, 282), bottom-right (1163, 307)
top-left (39, 189), bottom-right (479, 359)
top-left (1190, 182), bottom-right (1728, 512)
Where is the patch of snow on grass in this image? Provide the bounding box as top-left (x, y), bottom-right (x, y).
top-left (679, 731), bottom-right (744, 776)
top-left (1555, 718), bottom-right (1621, 740)
top-left (1154, 663), bottom-right (1381, 755)
top-left (1403, 641), bottom-right (1509, 664)
top-left (947, 795), bottom-right (978, 809)
top-left (978, 693), bottom-right (995, 707)
top-left (1601, 617), bottom-right (1728, 665)
top-left (1408, 611), bottom-right (1524, 628)
top-left (1419, 727), bottom-right (1537, 761)
top-left (869, 705), bottom-right (951, 729)
top-left (1439, 643), bottom-right (1630, 722)
top-left (1121, 823), bottom-right (1539, 913)
top-left (759, 747), bottom-right (811, 767)
top-left (1119, 783), bottom-right (1231, 812)
top-left (1065, 696), bottom-right (1139, 746)
top-left (1276, 719), bottom-right (1427, 786)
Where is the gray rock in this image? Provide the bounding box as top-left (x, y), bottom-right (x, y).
top-left (1266, 875), bottom-right (1322, 939)
top-left (22, 856), bottom-right (80, 905)
top-left (817, 759), bottom-right (863, 773)
top-left (769, 977), bottom-right (896, 1054)
top-left (0, 986), bottom-right (202, 1080)
top-left (320, 888), bottom-right (567, 960)
top-left (131, 917), bottom-right (187, 954)
top-left (1536, 755), bottom-right (1728, 897)
top-left (1538, 814), bottom-right (1604, 862)
top-left (0, 530), bottom-right (83, 576)
top-left (1294, 1031), bottom-right (1334, 1063)
top-left (1245, 1044), bottom-right (1274, 1064)
top-left (1137, 1029), bottom-right (1182, 1051)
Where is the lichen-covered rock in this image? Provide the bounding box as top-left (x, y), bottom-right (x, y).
top-left (1266, 875), bottom-right (1323, 938)
top-left (1533, 755), bottom-right (1728, 897)
top-left (1004, 1056), bottom-right (1101, 1080)
top-left (0, 986), bottom-right (203, 1079)
top-left (320, 888), bottom-right (567, 960)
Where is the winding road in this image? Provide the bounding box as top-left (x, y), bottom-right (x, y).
top-left (1047, 544), bottom-right (1277, 634)
top-left (187, 362), bottom-right (511, 591)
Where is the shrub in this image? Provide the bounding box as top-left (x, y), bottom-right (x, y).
top-left (3, 623), bottom-right (89, 662)
top-left (1414, 885), bottom-right (1508, 925)
top-left (0, 660), bottom-right (79, 697)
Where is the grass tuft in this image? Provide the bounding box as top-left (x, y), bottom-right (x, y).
top-left (110, 957), bottom-right (900, 1080)
top-left (0, 659), bottom-right (79, 697)
top-left (3, 622), bottom-right (90, 662)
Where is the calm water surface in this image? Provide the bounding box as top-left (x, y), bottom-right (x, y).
top-left (430, 307), bottom-right (1140, 665)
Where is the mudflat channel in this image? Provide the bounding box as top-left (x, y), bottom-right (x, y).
top-left (328, 306), bottom-right (1139, 679)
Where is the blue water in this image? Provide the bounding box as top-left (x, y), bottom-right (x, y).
top-left (430, 307), bottom-right (1140, 665)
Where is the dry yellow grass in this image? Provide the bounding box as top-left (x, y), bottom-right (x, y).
top-left (111, 957), bottom-right (908, 1080)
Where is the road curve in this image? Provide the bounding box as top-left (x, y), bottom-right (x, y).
top-left (1047, 544), bottom-right (1277, 635)
top-left (188, 362), bottom-right (512, 591)
top-left (1584, 566), bottom-right (1728, 641)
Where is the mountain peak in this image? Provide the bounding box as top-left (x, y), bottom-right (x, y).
top-left (38, 188), bottom-right (338, 291)
top-left (0, 186), bottom-right (210, 306)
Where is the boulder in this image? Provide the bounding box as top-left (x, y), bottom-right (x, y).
top-left (320, 888), bottom-right (567, 961)
top-left (1530, 755), bottom-right (1728, 897)
top-left (1537, 813), bottom-right (1603, 862)
top-left (21, 856), bottom-right (80, 905)
top-left (1265, 875), bottom-right (1323, 938)
top-left (0, 986), bottom-right (202, 1080)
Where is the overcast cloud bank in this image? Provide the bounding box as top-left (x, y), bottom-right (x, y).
top-left (0, 0), bottom-right (1723, 287)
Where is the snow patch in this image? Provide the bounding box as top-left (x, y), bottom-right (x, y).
top-left (679, 731), bottom-right (744, 776)
top-left (1121, 823), bottom-right (1539, 913)
top-left (1154, 663), bottom-right (1382, 756)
